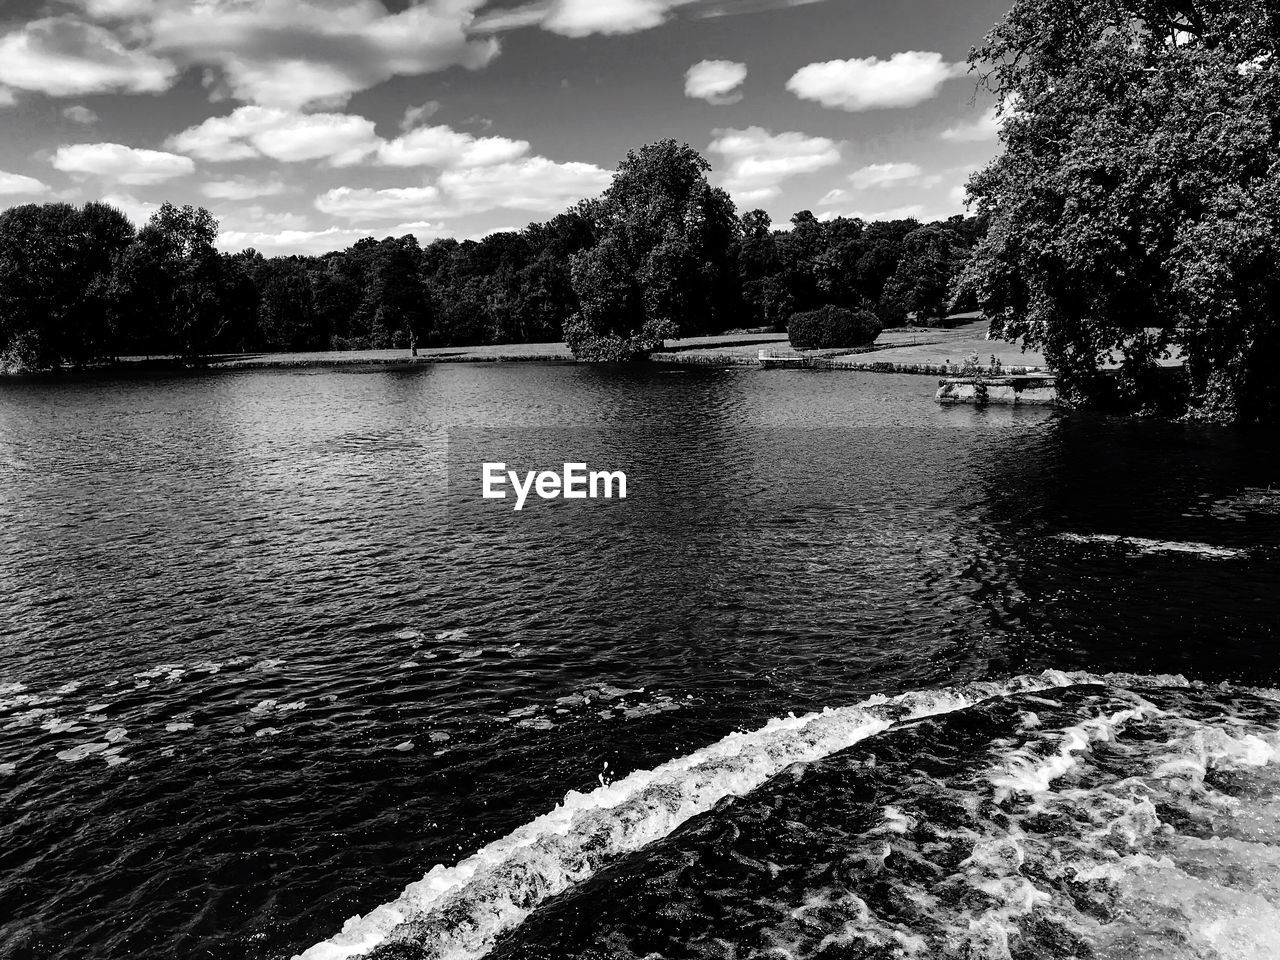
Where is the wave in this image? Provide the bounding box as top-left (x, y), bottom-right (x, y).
top-left (297, 669), bottom-right (1189, 960)
top-left (1054, 532), bottom-right (1245, 559)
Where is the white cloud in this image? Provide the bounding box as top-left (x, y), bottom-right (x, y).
top-left (201, 177), bottom-right (289, 201)
top-left (217, 222), bottom-right (448, 256)
top-left (148, 0), bottom-right (498, 109)
top-left (787, 51), bottom-right (962, 111)
top-left (818, 188), bottom-right (848, 206)
top-left (168, 106), bottom-right (381, 166)
top-left (438, 157), bottom-right (612, 211)
top-left (401, 101), bottom-right (442, 132)
top-left (948, 184), bottom-right (968, 206)
top-left (73, 0), bottom-right (158, 18)
top-left (0, 87), bottom-right (16, 107)
top-left (53, 142), bottom-right (195, 185)
top-left (708, 126), bottom-right (842, 202)
top-left (0, 171), bottom-right (52, 196)
top-left (684, 59), bottom-right (747, 104)
top-left (847, 162), bottom-right (941, 190)
top-left (940, 105), bottom-right (1001, 142)
top-left (377, 125), bottom-right (530, 168)
top-left (542, 0), bottom-right (694, 36)
top-left (316, 156), bottom-right (613, 221)
top-left (0, 17), bottom-right (176, 98)
top-left (316, 185), bottom-right (450, 221)
top-left (170, 108), bottom-right (528, 171)
top-left (820, 204), bottom-right (926, 222)
top-left (101, 192), bottom-right (161, 225)
top-left (63, 105), bottom-right (99, 124)
top-left (474, 0), bottom-right (700, 36)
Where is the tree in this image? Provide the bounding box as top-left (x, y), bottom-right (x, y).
top-left (565, 140), bottom-right (741, 360)
top-left (956, 0), bottom-right (1280, 420)
top-left (0, 201), bottom-right (134, 370)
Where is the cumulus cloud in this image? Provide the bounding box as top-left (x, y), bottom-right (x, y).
top-left (819, 203), bottom-right (926, 223)
top-left (146, 0), bottom-right (498, 109)
top-left (940, 104), bottom-right (1001, 142)
top-left (167, 106), bottom-right (381, 166)
top-left (684, 60), bottom-right (747, 104)
top-left (317, 156), bottom-right (612, 221)
top-left (53, 142), bottom-right (195, 184)
top-left (0, 17), bottom-right (176, 98)
top-left (100, 192), bottom-right (161, 225)
top-left (438, 157), bottom-right (612, 210)
top-left (847, 162), bottom-right (941, 190)
top-left (217, 222), bottom-right (448, 256)
top-left (63, 105), bottom-right (99, 124)
top-left (170, 106), bottom-right (531, 171)
top-left (475, 0), bottom-right (699, 36)
top-left (377, 125), bottom-right (530, 168)
top-left (543, 0), bottom-right (694, 36)
top-left (401, 101), bottom-right (442, 132)
top-left (0, 171), bottom-right (52, 196)
top-left (787, 51), bottom-right (962, 111)
top-left (201, 177), bottom-right (290, 201)
top-left (707, 126), bottom-right (842, 202)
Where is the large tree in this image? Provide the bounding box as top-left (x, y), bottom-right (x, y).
top-left (957, 0), bottom-right (1280, 420)
top-left (0, 201), bottom-right (134, 370)
top-left (564, 140), bottom-right (740, 360)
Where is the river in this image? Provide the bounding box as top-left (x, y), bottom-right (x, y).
top-left (2, 363), bottom-right (1278, 959)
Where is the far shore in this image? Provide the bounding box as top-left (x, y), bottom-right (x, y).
top-left (4, 320), bottom-right (1053, 378)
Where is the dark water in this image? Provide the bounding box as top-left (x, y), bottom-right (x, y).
top-left (1, 364), bottom-right (1278, 960)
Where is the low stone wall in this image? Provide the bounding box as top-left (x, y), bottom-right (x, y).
top-left (935, 375), bottom-right (1058, 406)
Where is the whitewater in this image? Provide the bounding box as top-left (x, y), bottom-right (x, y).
top-left (298, 669), bottom-right (1280, 960)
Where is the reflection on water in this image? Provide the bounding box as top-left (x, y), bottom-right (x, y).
top-left (0, 364), bottom-right (1278, 960)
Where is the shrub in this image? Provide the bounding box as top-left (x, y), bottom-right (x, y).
top-left (787, 305), bottom-right (882, 350)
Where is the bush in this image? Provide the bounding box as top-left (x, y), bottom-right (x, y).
top-left (787, 305), bottom-right (882, 350)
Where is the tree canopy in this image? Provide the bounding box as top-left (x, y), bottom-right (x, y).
top-left (958, 0), bottom-right (1280, 420)
top-left (0, 141), bottom-right (984, 372)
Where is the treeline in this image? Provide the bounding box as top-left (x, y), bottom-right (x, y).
top-left (0, 141), bottom-right (984, 370)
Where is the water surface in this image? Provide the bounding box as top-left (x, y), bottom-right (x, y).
top-left (1, 364), bottom-right (1278, 959)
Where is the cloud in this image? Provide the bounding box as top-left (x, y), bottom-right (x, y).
top-left (0, 88), bottom-right (16, 107)
top-left (684, 60), bottom-right (747, 104)
top-left (171, 107), bottom-right (530, 171)
top-left (847, 162), bottom-right (941, 190)
top-left (0, 17), bottom-right (176, 98)
top-left (217, 222), bottom-right (449, 256)
top-left (707, 126), bottom-right (842, 202)
top-left (0, 171), bottom-right (53, 196)
top-left (201, 177), bottom-right (289, 201)
top-left (62, 105), bottom-right (99, 124)
top-left (401, 101), bottom-right (442, 132)
top-left (168, 106), bottom-right (381, 165)
top-left (787, 51), bottom-right (962, 111)
top-left (474, 0), bottom-right (700, 36)
top-left (316, 185), bottom-right (450, 221)
top-left (101, 192), bottom-right (161, 225)
top-left (940, 105), bottom-right (1001, 142)
top-left (438, 157), bottom-right (612, 211)
top-left (543, 0), bottom-right (693, 36)
top-left (146, 0), bottom-right (498, 109)
top-left (819, 203), bottom-right (926, 223)
top-left (377, 125), bottom-right (530, 168)
top-left (317, 156), bottom-right (612, 221)
top-left (53, 142), bottom-right (195, 184)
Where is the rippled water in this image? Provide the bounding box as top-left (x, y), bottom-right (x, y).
top-left (1, 364), bottom-right (1278, 960)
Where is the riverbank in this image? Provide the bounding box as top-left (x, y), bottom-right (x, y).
top-left (0, 320), bottom-right (1047, 377)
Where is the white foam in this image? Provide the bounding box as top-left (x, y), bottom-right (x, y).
top-left (1056, 532), bottom-right (1244, 559)
top-left (297, 669), bottom-right (1101, 960)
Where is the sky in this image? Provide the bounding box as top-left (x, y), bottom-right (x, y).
top-left (0, 0), bottom-right (1011, 255)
